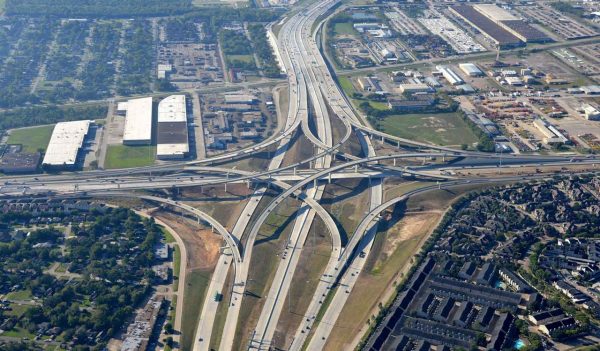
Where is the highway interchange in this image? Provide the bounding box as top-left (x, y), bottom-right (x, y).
top-left (1, 0), bottom-right (600, 350)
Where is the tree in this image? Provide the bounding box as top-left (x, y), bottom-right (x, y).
top-left (164, 322), bottom-right (174, 334)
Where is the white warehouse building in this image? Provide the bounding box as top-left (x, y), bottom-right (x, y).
top-left (459, 63), bottom-right (484, 77)
top-left (436, 65), bottom-right (464, 86)
top-left (157, 95), bottom-right (190, 159)
top-left (123, 97), bottom-right (153, 145)
top-left (42, 120), bottom-right (92, 168)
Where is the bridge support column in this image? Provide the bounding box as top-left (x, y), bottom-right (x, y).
top-left (442, 155), bottom-right (445, 162)
top-left (293, 167), bottom-right (297, 176)
top-left (381, 135), bottom-right (384, 143)
top-left (314, 179), bottom-right (317, 188)
top-left (397, 141), bottom-right (400, 148)
top-left (328, 172), bottom-right (331, 184)
top-left (354, 164), bottom-right (358, 173)
top-left (393, 158), bottom-right (396, 167)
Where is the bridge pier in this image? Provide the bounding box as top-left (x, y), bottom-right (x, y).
top-left (354, 164), bottom-right (358, 173)
top-left (393, 158), bottom-right (396, 167)
top-left (328, 172), bottom-right (331, 184)
top-left (293, 167), bottom-right (297, 176)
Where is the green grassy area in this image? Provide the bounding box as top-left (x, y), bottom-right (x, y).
top-left (173, 246), bottom-right (181, 292)
top-left (338, 76), bottom-right (355, 96)
top-left (104, 145), bottom-right (155, 169)
top-left (5, 289), bottom-right (33, 301)
top-left (333, 22), bottom-right (357, 36)
top-left (5, 303), bottom-right (30, 317)
top-left (180, 269), bottom-right (212, 351)
top-left (368, 101), bottom-right (389, 111)
top-left (55, 262), bottom-right (68, 273)
top-left (378, 112), bottom-right (479, 146)
top-left (1, 327), bottom-right (36, 339)
top-left (162, 227), bottom-right (176, 243)
top-left (6, 125), bottom-right (54, 152)
top-left (169, 295), bottom-right (177, 325)
top-left (228, 54), bottom-right (254, 63)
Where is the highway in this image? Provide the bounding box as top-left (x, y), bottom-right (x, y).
top-left (2, 0), bottom-right (600, 350)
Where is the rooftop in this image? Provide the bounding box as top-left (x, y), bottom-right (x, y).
top-left (158, 95), bottom-right (187, 123)
top-left (123, 97), bottom-right (153, 143)
top-left (42, 120), bottom-right (91, 166)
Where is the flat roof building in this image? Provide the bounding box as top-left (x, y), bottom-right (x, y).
top-left (42, 120), bottom-right (91, 168)
top-left (459, 63), bottom-right (484, 77)
top-left (224, 94), bottom-right (257, 104)
top-left (123, 97), bottom-right (153, 145)
top-left (157, 95), bottom-right (189, 159)
top-left (450, 5), bottom-right (523, 48)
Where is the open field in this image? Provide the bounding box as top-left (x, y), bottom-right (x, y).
top-left (104, 145), bottom-right (155, 169)
top-left (6, 125), bottom-right (54, 152)
top-left (333, 22), bottom-right (357, 36)
top-left (5, 289), bottom-right (33, 301)
top-left (322, 179), bottom-right (370, 245)
top-left (181, 269), bottom-right (212, 350)
top-left (378, 112), bottom-right (479, 146)
top-left (228, 54), bottom-right (255, 64)
top-left (183, 184), bottom-right (253, 230)
top-left (338, 76), bottom-right (355, 97)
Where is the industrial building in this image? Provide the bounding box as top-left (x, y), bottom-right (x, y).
top-left (157, 95), bottom-right (190, 159)
top-left (42, 120), bottom-right (92, 168)
top-left (224, 94), bottom-right (257, 105)
top-left (451, 5), bottom-right (549, 47)
top-left (582, 104), bottom-right (600, 120)
top-left (472, 4), bottom-right (550, 43)
top-left (123, 97), bottom-right (154, 145)
top-left (398, 83), bottom-right (432, 94)
top-left (436, 65), bottom-right (464, 86)
top-left (450, 5), bottom-right (523, 48)
top-left (459, 63), bottom-right (484, 77)
top-left (533, 118), bottom-right (568, 145)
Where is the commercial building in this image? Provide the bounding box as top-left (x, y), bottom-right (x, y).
top-left (0, 150), bottom-right (41, 174)
top-left (123, 97), bottom-right (153, 145)
top-left (459, 63), bottom-right (484, 77)
top-left (157, 95), bottom-right (189, 159)
top-left (436, 65), bottom-right (464, 85)
top-left (42, 120), bottom-right (92, 169)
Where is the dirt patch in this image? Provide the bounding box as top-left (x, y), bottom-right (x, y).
top-left (380, 212), bottom-right (441, 261)
top-left (150, 210), bottom-right (221, 271)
